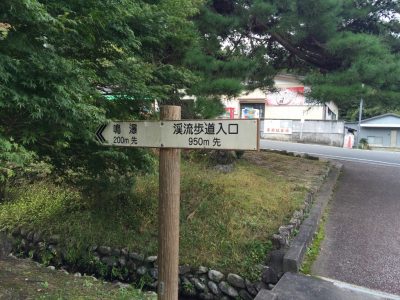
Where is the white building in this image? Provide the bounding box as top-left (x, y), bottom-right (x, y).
top-left (221, 74), bottom-right (338, 121)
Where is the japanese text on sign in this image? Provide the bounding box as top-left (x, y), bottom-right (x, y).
top-left (172, 122), bottom-right (240, 148)
top-left (96, 119), bottom-right (259, 150)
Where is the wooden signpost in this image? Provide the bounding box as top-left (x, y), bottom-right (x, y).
top-left (95, 106), bottom-right (259, 300)
top-left (158, 106), bottom-right (181, 300)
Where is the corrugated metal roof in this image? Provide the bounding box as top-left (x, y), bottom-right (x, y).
top-left (360, 113), bottom-right (400, 123)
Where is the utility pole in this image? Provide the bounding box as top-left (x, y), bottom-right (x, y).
top-left (357, 84), bottom-right (365, 148)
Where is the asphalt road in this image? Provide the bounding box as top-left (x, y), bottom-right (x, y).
top-left (260, 140), bottom-right (400, 168)
top-left (312, 162), bottom-right (400, 295)
top-left (260, 140), bottom-right (400, 295)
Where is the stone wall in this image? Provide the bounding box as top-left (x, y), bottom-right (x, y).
top-left (1, 229), bottom-right (262, 299)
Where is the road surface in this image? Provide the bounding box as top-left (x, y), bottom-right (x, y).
top-left (260, 140), bottom-right (400, 168)
top-left (260, 139), bottom-right (400, 295)
top-left (312, 161), bottom-right (400, 295)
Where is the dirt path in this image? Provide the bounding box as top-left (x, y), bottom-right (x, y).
top-left (0, 255), bottom-right (155, 299)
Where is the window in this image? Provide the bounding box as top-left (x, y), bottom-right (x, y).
top-left (327, 107), bottom-right (337, 120)
top-left (240, 103), bottom-right (265, 119)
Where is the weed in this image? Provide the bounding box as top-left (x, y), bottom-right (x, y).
top-left (91, 259), bottom-right (108, 278)
top-left (300, 211), bottom-right (328, 274)
top-left (111, 266), bottom-right (129, 281)
top-left (83, 279), bottom-right (93, 288)
top-left (39, 249), bottom-right (54, 266)
top-left (182, 280), bottom-right (195, 295)
top-left (359, 138), bottom-right (370, 150)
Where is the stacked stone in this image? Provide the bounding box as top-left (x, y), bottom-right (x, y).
top-left (80, 246), bottom-right (274, 299)
top-left (272, 191), bottom-right (313, 249)
top-left (4, 227), bottom-right (263, 299)
top-left (9, 227), bottom-right (64, 266)
top-left (178, 268), bottom-right (260, 299)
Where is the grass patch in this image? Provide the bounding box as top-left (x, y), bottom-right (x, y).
top-left (300, 210), bottom-right (328, 274)
top-left (0, 152), bottom-right (328, 281)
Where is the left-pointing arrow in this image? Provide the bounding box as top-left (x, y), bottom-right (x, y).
top-left (95, 124), bottom-right (107, 143)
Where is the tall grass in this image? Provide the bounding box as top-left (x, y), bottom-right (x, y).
top-left (0, 153), bottom-right (327, 280)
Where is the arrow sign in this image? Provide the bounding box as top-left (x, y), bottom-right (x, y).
top-left (95, 119), bottom-right (259, 150)
top-left (95, 124), bottom-right (107, 143)
top-left (94, 107), bottom-right (259, 300)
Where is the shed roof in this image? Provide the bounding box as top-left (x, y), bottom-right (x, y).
top-left (360, 113), bottom-right (400, 128)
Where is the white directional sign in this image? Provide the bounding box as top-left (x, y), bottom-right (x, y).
top-left (96, 119), bottom-right (259, 150)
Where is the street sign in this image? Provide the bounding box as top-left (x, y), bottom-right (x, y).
top-left (95, 110), bottom-right (260, 300)
top-left (96, 119), bottom-right (259, 150)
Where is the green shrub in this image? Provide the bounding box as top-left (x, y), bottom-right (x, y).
top-left (209, 150), bottom-right (237, 165)
top-left (359, 138), bottom-right (370, 149)
top-left (0, 136), bottom-right (39, 201)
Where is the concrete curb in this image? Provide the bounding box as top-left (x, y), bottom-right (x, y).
top-left (255, 162), bottom-right (342, 300)
top-left (282, 162), bottom-right (342, 273)
top-left (256, 272), bottom-right (400, 300)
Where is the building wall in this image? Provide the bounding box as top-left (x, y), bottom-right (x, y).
top-left (324, 101), bottom-right (339, 120)
top-left (398, 130), bottom-right (400, 147)
top-left (222, 98), bottom-right (241, 119)
top-left (345, 115), bottom-right (400, 148)
top-left (221, 73), bottom-right (339, 121)
top-left (264, 105), bottom-right (324, 120)
top-left (360, 128), bottom-right (396, 147)
top-left (221, 99), bottom-right (338, 121)
top-left (261, 119), bottom-right (345, 147)
top-left (274, 74), bottom-right (305, 88)
top-left (235, 89), bottom-right (268, 100)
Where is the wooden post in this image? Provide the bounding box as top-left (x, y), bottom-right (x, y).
top-left (158, 105), bottom-right (181, 300)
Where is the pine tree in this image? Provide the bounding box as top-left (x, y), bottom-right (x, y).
top-left (196, 0), bottom-right (400, 118)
